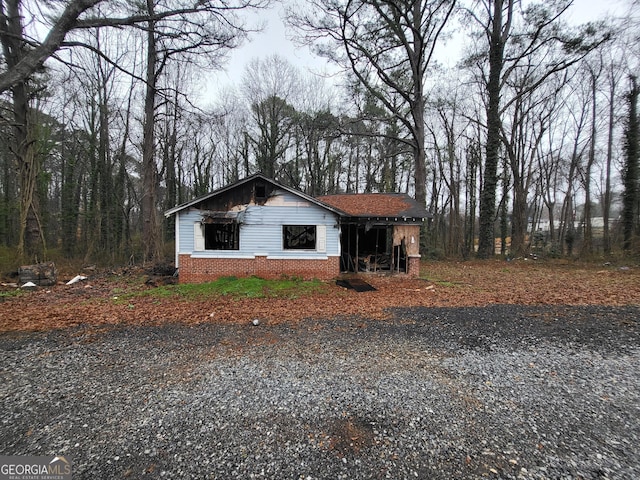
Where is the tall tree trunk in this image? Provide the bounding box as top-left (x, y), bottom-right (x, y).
top-left (622, 76), bottom-right (639, 252)
top-left (410, 0), bottom-right (428, 207)
top-left (464, 141), bottom-right (479, 258)
top-left (98, 78), bottom-right (114, 257)
top-left (499, 164), bottom-right (510, 256)
top-left (559, 153), bottom-right (580, 256)
top-left (1, 0), bottom-right (44, 260)
top-left (547, 202), bottom-right (556, 251)
top-left (477, 0), bottom-right (509, 258)
top-left (412, 86), bottom-right (427, 207)
top-left (141, 0), bottom-right (161, 262)
top-left (114, 76), bottom-right (135, 257)
top-left (582, 73), bottom-right (597, 256)
top-left (1, 120), bottom-right (19, 245)
top-left (603, 70), bottom-right (616, 254)
top-left (17, 113), bottom-right (43, 260)
top-left (83, 103), bottom-right (99, 264)
top-left (60, 128), bottom-right (80, 256)
top-left (511, 181), bottom-right (527, 255)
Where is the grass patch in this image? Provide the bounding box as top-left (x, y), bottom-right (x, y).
top-left (0, 289), bottom-right (22, 299)
top-left (420, 271), bottom-right (457, 287)
top-left (434, 280), bottom-right (457, 287)
top-left (121, 275), bottom-right (327, 301)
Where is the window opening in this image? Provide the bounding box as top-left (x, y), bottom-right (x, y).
top-left (204, 222), bottom-right (239, 250)
top-left (255, 183), bottom-right (267, 200)
top-left (283, 225), bottom-right (316, 250)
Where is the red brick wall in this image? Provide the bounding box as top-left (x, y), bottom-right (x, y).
top-left (407, 255), bottom-right (421, 278)
top-left (178, 255), bottom-right (340, 283)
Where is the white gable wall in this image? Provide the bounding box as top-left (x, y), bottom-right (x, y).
top-left (175, 190), bottom-right (340, 267)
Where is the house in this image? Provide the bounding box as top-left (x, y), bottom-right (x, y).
top-left (318, 192), bottom-right (426, 277)
top-left (164, 174), bottom-right (428, 283)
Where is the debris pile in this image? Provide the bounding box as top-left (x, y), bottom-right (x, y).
top-left (18, 261), bottom-right (57, 287)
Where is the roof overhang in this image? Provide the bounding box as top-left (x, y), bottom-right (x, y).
top-left (164, 173), bottom-right (344, 218)
top-left (339, 216), bottom-right (426, 225)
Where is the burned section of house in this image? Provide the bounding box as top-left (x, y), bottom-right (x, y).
top-left (317, 193), bottom-right (428, 277)
top-left (165, 174), bottom-right (428, 283)
top-left (165, 174), bottom-right (343, 283)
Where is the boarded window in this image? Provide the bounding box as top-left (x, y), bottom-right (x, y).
top-left (283, 225), bottom-right (316, 250)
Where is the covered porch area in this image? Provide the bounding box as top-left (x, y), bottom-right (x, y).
top-left (338, 221), bottom-right (421, 275)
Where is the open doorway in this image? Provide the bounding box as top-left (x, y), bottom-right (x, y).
top-left (339, 223), bottom-right (407, 273)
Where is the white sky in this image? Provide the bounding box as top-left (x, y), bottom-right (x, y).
top-left (195, 3), bottom-right (332, 103)
top-left (195, 0), bottom-right (629, 104)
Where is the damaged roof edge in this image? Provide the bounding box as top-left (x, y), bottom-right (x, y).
top-left (164, 173), bottom-right (431, 221)
top-left (164, 173), bottom-right (345, 218)
top-left (317, 193), bottom-right (431, 220)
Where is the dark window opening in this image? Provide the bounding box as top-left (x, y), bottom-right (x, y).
top-left (204, 223), bottom-right (239, 250)
top-left (255, 183), bottom-right (267, 200)
top-left (283, 225), bottom-right (316, 250)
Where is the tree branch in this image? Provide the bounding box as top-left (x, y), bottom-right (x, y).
top-left (0, 0), bottom-right (103, 94)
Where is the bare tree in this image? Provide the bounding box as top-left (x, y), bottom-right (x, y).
top-left (288, 0), bottom-right (457, 207)
top-left (465, 0), bottom-right (610, 258)
top-left (558, 91), bottom-right (590, 256)
top-left (1, 0), bottom-right (47, 259)
top-left (0, 0), bottom-right (269, 94)
top-left (0, 0), bottom-right (101, 94)
top-left (211, 91), bottom-right (252, 184)
top-left (601, 48), bottom-right (626, 254)
top-left (501, 68), bottom-right (562, 256)
top-left (241, 55), bottom-right (299, 179)
top-left (2, 0), bottom-right (269, 262)
top-left (580, 58), bottom-right (604, 256)
top-left (426, 90), bottom-right (470, 256)
top-left (536, 103), bottom-right (568, 254)
top-left (622, 75), bottom-right (640, 251)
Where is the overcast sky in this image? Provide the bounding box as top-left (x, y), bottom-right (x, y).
top-left (196, 0), bottom-right (629, 104)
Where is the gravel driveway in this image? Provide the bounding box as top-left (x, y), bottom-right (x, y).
top-left (1, 305), bottom-right (639, 479)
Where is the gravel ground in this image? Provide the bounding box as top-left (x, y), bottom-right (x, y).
top-left (1, 305), bottom-right (639, 479)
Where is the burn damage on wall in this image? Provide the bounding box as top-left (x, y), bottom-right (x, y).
top-left (317, 193), bottom-right (427, 275)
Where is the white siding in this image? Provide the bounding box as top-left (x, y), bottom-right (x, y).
top-left (176, 190), bottom-right (340, 259)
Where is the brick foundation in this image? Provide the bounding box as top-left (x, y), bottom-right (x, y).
top-left (178, 255), bottom-right (340, 283)
top-left (407, 255), bottom-right (421, 277)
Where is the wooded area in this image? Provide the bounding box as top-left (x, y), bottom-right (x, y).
top-left (0, 0), bottom-right (639, 268)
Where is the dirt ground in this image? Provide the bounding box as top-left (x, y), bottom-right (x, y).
top-left (2, 260), bottom-right (640, 478)
top-left (1, 259), bottom-right (639, 333)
